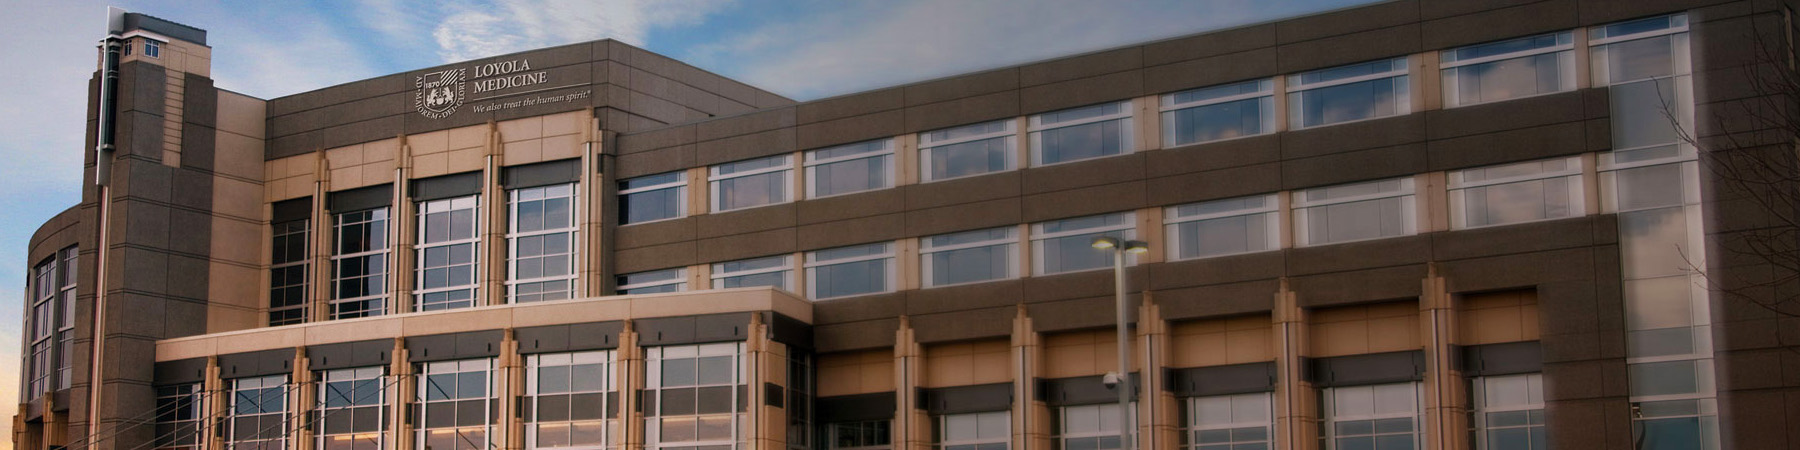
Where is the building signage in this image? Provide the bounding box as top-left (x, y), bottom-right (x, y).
top-left (416, 58), bottom-right (564, 119)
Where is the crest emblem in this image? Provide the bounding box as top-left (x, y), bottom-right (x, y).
top-left (415, 68), bottom-right (466, 119)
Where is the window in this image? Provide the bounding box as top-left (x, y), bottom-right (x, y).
top-left (510, 184), bottom-right (577, 303)
top-left (920, 227), bottom-right (1017, 288)
top-left (154, 384), bottom-right (205, 450)
top-left (331, 208), bottom-right (389, 319)
top-left (646, 343), bottom-right (747, 450)
top-left (54, 247), bottom-right (74, 390)
top-left (934, 411), bottom-right (1009, 450)
top-left (1470, 374), bottom-right (1545, 450)
top-left (787, 354), bottom-right (814, 450)
top-left (228, 375), bottom-right (289, 450)
top-left (711, 155), bottom-right (793, 212)
top-left (1630, 399), bottom-right (1719, 450)
top-left (1030, 101), bottom-right (1134, 166)
top-left (1449, 157), bottom-right (1584, 229)
top-left (620, 172), bottom-right (686, 225)
top-left (1288, 57), bottom-right (1410, 129)
top-left (712, 255), bottom-right (794, 291)
top-left (143, 39), bottom-right (162, 58)
top-left (618, 268), bottom-right (687, 295)
top-left (807, 139), bottom-right (894, 198)
top-left (318, 367), bottom-right (386, 450)
top-left (1055, 403), bottom-right (1134, 450)
top-left (417, 359), bottom-right (495, 450)
top-left (1032, 212), bottom-right (1137, 275)
top-left (1162, 79), bottom-right (1275, 147)
top-left (1183, 392), bottom-right (1272, 450)
top-left (1320, 383), bottom-right (1420, 450)
top-left (1441, 32), bottom-right (1575, 107)
top-left (921, 120), bottom-right (1016, 182)
top-left (806, 242), bottom-right (895, 300)
top-left (27, 258), bottom-right (54, 397)
top-left (1590, 14), bottom-right (1689, 86)
top-left (1165, 195), bottom-right (1279, 260)
top-left (826, 421), bottom-right (890, 450)
top-left (416, 195), bottom-right (480, 311)
top-left (527, 351), bottom-right (616, 450)
top-left (270, 219), bottom-right (310, 325)
top-left (1293, 178), bottom-right (1416, 246)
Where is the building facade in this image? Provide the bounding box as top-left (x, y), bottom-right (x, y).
top-left (14, 1), bottom-right (1800, 450)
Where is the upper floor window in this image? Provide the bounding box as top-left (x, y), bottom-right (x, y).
top-left (618, 268), bottom-right (687, 295)
top-left (920, 120), bottom-right (1015, 182)
top-left (1441, 32), bottom-right (1575, 107)
top-left (620, 172), bottom-right (686, 225)
top-left (806, 140), bottom-right (894, 198)
top-left (645, 343), bottom-right (746, 450)
top-left (1294, 178), bottom-right (1416, 247)
top-left (1165, 194), bottom-right (1279, 260)
top-left (416, 195), bottom-right (480, 311)
top-left (510, 184), bottom-right (577, 303)
top-left (1449, 157), bottom-right (1583, 229)
top-left (417, 359), bottom-right (495, 450)
top-left (154, 384), bottom-right (205, 450)
top-left (1184, 392), bottom-right (1272, 450)
top-left (1162, 79), bottom-right (1275, 147)
top-left (826, 421), bottom-right (890, 450)
top-left (1030, 101), bottom-right (1133, 166)
top-left (143, 39), bottom-right (162, 58)
top-left (270, 219), bottom-right (310, 325)
top-left (1032, 212), bottom-right (1137, 275)
top-left (331, 208), bottom-right (389, 319)
top-left (1470, 373), bottom-right (1545, 450)
top-left (1320, 383), bottom-right (1421, 450)
top-left (920, 227), bottom-right (1017, 288)
top-left (1590, 14), bottom-right (1690, 85)
top-left (317, 367), bottom-right (386, 450)
top-left (805, 242), bottom-right (895, 300)
top-left (526, 351), bottom-right (616, 450)
top-left (1055, 403), bottom-right (1132, 450)
top-left (228, 375), bottom-right (290, 450)
top-left (712, 254), bottom-right (794, 291)
top-left (935, 411), bottom-right (1009, 450)
top-left (1288, 57), bottom-right (1410, 129)
top-left (711, 155), bottom-right (793, 212)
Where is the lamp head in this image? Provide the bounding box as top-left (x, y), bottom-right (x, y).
top-left (1091, 236), bottom-right (1120, 250)
top-left (1123, 240), bottom-right (1150, 254)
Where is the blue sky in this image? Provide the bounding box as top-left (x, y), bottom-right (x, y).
top-left (0, 0), bottom-right (1377, 442)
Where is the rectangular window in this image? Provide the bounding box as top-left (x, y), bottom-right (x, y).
top-left (646, 343), bottom-right (747, 450)
top-left (270, 219), bottom-right (310, 325)
top-left (27, 258), bottom-right (54, 397)
top-left (1441, 32), bottom-right (1575, 107)
top-left (787, 354), bottom-right (814, 450)
top-left (1165, 195), bottom-right (1279, 260)
top-left (417, 359), bottom-right (495, 450)
top-left (417, 195), bottom-right (481, 311)
top-left (1161, 79), bottom-right (1275, 147)
top-left (1293, 178), bottom-right (1416, 246)
top-left (827, 421), bottom-right (891, 450)
top-left (1320, 383), bottom-right (1420, 450)
top-left (920, 120), bottom-right (1016, 182)
top-left (527, 351), bottom-right (616, 450)
top-left (1032, 212), bottom-right (1137, 276)
top-left (1629, 398), bottom-right (1718, 450)
top-left (920, 227), bottom-right (1017, 288)
top-left (1183, 392), bottom-right (1272, 450)
top-left (1470, 374), bottom-right (1545, 450)
top-left (618, 268), bottom-right (687, 295)
top-left (1288, 57), bottom-right (1410, 129)
top-left (154, 384), bottom-right (205, 450)
top-left (144, 39), bottom-right (162, 58)
top-left (331, 208), bottom-right (390, 319)
top-left (1055, 403), bottom-right (1133, 450)
top-left (620, 172), bottom-right (686, 225)
top-left (711, 155), bottom-right (793, 212)
top-left (1590, 14), bottom-right (1690, 85)
top-left (510, 184), bottom-right (577, 303)
top-left (55, 247), bottom-right (74, 390)
top-left (1449, 157), bottom-right (1584, 229)
top-left (806, 242), bottom-right (895, 300)
top-left (806, 139), bottom-right (895, 198)
top-left (318, 367), bottom-right (386, 450)
top-left (228, 375), bottom-right (289, 450)
top-left (1030, 101), bottom-right (1134, 166)
top-left (934, 411), bottom-right (1009, 450)
top-left (712, 255), bottom-right (794, 291)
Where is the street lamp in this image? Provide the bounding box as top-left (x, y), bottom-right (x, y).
top-left (1091, 236), bottom-right (1147, 450)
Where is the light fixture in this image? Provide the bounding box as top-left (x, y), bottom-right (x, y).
top-left (1091, 236), bottom-right (1120, 249)
top-left (1123, 240), bottom-right (1149, 254)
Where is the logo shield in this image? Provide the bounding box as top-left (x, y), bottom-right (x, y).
top-left (415, 68), bottom-right (465, 119)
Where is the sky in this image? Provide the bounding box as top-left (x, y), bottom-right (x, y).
top-left (0, 0), bottom-right (1377, 446)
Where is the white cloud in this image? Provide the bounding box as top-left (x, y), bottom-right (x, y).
top-left (395, 0), bottom-right (736, 63)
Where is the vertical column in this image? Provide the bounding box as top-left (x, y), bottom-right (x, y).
top-left (389, 339), bottom-right (414, 450)
top-left (204, 357), bottom-right (225, 450)
top-left (483, 123), bottom-right (506, 306)
top-left (896, 134), bottom-right (919, 186)
top-left (1134, 95), bottom-right (1161, 153)
top-left (1414, 51), bottom-right (1441, 112)
top-left (1417, 172), bottom-right (1449, 234)
top-left (393, 140), bottom-right (417, 314)
top-left (499, 330), bottom-right (522, 450)
top-left (894, 318), bottom-right (927, 450)
top-left (1271, 280), bottom-right (1312, 450)
top-left (577, 111), bottom-right (600, 297)
top-left (1138, 296), bottom-right (1170, 450)
top-left (311, 153), bottom-right (332, 323)
top-left (1011, 308), bottom-right (1043, 450)
top-left (750, 316), bottom-right (788, 450)
top-left (618, 323), bottom-right (644, 450)
top-left (1419, 268), bottom-right (1462, 450)
top-left (292, 348), bottom-right (316, 450)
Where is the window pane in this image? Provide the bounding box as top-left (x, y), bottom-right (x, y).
top-left (1610, 78), bottom-right (1682, 150)
top-left (1175, 213), bottom-right (1271, 259)
top-left (1039, 119), bottom-right (1126, 165)
top-left (1618, 207), bottom-right (1690, 279)
top-left (622, 187), bottom-right (683, 224)
top-left (1165, 97), bottom-right (1270, 146)
top-left (814, 258), bottom-right (889, 299)
top-left (1040, 231), bottom-right (1125, 274)
top-left (1295, 77), bottom-right (1407, 128)
top-left (813, 155), bottom-right (891, 197)
top-left (929, 244), bottom-right (1012, 286)
top-left (716, 171), bottom-right (787, 211)
top-left (1606, 36), bottom-right (1675, 84)
top-left (1628, 360), bottom-right (1700, 397)
top-left (928, 137), bottom-right (1010, 180)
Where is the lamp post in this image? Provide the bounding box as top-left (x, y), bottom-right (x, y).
top-left (1091, 236), bottom-right (1148, 450)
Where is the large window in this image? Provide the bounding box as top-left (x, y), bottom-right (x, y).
top-left (270, 218), bottom-right (310, 326)
top-left (1441, 32), bottom-right (1575, 107)
top-left (921, 120), bottom-right (1016, 182)
top-left (1032, 212), bottom-right (1137, 276)
top-left (920, 227), bottom-right (1017, 288)
top-left (1165, 195), bottom-right (1279, 260)
top-left (1590, 14), bottom-right (1690, 86)
top-left (317, 367), bottom-right (387, 450)
top-left (826, 421), bottom-right (890, 450)
top-left (806, 242), bottom-right (895, 300)
top-left (712, 255), bottom-right (794, 291)
top-left (228, 375), bottom-right (289, 450)
top-left (416, 195), bottom-right (481, 311)
top-left (154, 384), bottom-right (205, 450)
top-left (1470, 374), bottom-right (1545, 450)
top-left (1030, 101), bottom-right (1133, 166)
top-left (1449, 157), bottom-right (1583, 229)
top-left (1162, 79), bottom-right (1275, 147)
top-left (711, 155), bottom-right (793, 212)
top-left (646, 343), bottom-right (747, 450)
top-left (1319, 383), bottom-right (1420, 450)
top-left (620, 172), bottom-right (686, 225)
top-left (1288, 57), bottom-right (1410, 129)
top-left (1055, 403), bottom-right (1133, 450)
top-left (527, 351), bottom-right (616, 450)
top-left (1183, 392), bottom-right (1272, 450)
top-left (510, 184), bottom-right (577, 303)
top-left (331, 208), bottom-right (389, 319)
top-left (54, 247), bottom-right (74, 390)
top-left (26, 247), bottom-right (76, 398)
top-left (787, 354), bottom-right (814, 450)
top-left (934, 411), bottom-right (1009, 450)
top-left (618, 268), bottom-right (687, 295)
top-left (1293, 178), bottom-right (1416, 246)
top-left (806, 140), bottom-right (894, 198)
top-left (417, 359), bottom-right (495, 450)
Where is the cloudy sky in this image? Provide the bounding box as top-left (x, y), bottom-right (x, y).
top-left (0, 0), bottom-right (1376, 445)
